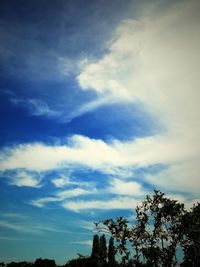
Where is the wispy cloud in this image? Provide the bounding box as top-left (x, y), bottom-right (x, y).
top-left (62, 96), bottom-right (113, 123)
top-left (78, 221), bottom-right (96, 231)
top-left (31, 175), bottom-right (145, 210)
top-left (31, 197), bottom-right (59, 208)
top-left (0, 218), bottom-right (69, 235)
top-left (62, 197), bottom-right (140, 212)
top-left (69, 240), bottom-right (92, 246)
top-left (8, 170), bottom-right (41, 188)
top-left (0, 213), bottom-right (28, 220)
top-left (0, 235), bottom-right (21, 241)
top-left (11, 98), bottom-right (61, 118)
top-left (51, 174), bottom-right (96, 189)
top-left (31, 186), bottom-right (97, 208)
top-left (57, 188), bottom-right (97, 199)
top-left (61, 190), bottom-right (198, 213)
top-left (0, 220), bottom-right (37, 234)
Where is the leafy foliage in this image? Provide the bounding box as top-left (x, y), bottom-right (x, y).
top-left (181, 203), bottom-right (200, 267)
top-left (96, 190), bottom-right (199, 267)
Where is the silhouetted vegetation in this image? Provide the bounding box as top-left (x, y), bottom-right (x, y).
top-left (6, 262), bottom-right (32, 267)
top-left (2, 191), bottom-right (200, 267)
top-left (33, 258), bottom-right (56, 267)
top-left (108, 236), bottom-right (116, 267)
top-left (95, 190), bottom-right (200, 266)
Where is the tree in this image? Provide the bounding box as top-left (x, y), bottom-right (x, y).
top-left (99, 234), bottom-right (107, 266)
top-left (181, 203), bottom-right (200, 267)
top-left (64, 255), bottom-right (92, 267)
top-left (97, 190), bottom-right (186, 267)
top-left (33, 258), bottom-right (56, 267)
top-left (108, 237), bottom-right (116, 267)
top-left (6, 262), bottom-right (32, 267)
top-left (90, 234), bottom-right (100, 266)
top-left (135, 190), bottom-right (185, 267)
top-left (98, 217), bottom-right (130, 265)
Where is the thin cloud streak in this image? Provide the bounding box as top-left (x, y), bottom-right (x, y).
top-left (31, 186), bottom-right (98, 208)
top-left (10, 98), bottom-right (61, 118)
top-left (69, 240), bottom-right (92, 246)
top-left (0, 219), bottom-right (69, 235)
top-left (62, 197), bottom-right (140, 212)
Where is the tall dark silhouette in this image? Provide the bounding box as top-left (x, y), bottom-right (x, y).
top-left (108, 237), bottom-right (116, 267)
top-left (99, 234), bottom-right (107, 266)
top-left (91, 234), bottom-right (100, 259)
top-left (181, 203), bottom-right (200, 267)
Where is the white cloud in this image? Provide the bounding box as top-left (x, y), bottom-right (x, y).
top-left (78, 0), bottom-right (200, 134)
top-left (62, 197), bottom-right (139, 212)
top-left (0, 134), bottom-right (196, 172)
top-left (31, 186), bottom-right (97, 208)
top-left (146, 160), bottom-right (200, 194)
top-left (78, 0), bottom-right (200, 133)
top-left (0, 132), bottom-right (199, 194)
top-left (0, 0), bottom-right (200, 207)
top-left (52, 175), bottom-right (74, 188)
top-left (76, 0), bottom-right (200, 195)
top-left (57, 188), bottom-right (96, 199)
top-left (8, 170), bottom-right (41, 188)
top-left (31, 197), bottom-right (59, 208)
top-left (109, 179), bottom-right (145, 196)
top-left (69, 240), bottom-right (92, 246)
top-left (52, 174), bottom-right (96, 189)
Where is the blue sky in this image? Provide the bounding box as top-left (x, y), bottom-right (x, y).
top-left (0, 0), bottom-right (200, 264)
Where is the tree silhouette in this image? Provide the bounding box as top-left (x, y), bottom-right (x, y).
top-left (181, 203), bottom-right (200, 267)
top-left (34, 258), bottom-right (56, 267)
top-left (64, 255), bottom-right (92, 267)
top-left (102, 216), bottom-right (130, 262)
top-left (108, 237), bottom-right (116, 267)
top-left (99, 234), bottom-right (107, 266)
top-left (135, 190), bottom-right (185, 266)
top-left (97, 190), bottom-right (187, 266)
top-left (6, 262), bottom-right (32, 267)
top-left (91, 234), bottom-right (100, 259)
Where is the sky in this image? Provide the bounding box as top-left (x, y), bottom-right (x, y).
top-left (0, 0), bottom-right (200, 264)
